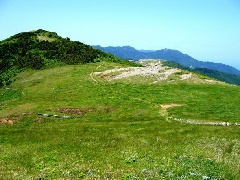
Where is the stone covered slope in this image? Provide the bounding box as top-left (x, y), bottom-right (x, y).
top-left (93, 59), bottom-right (223, 84)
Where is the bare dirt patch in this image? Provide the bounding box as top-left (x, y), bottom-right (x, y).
top-left (0, 113), bottom-right (29, 125)
top-left (205, 79), bottom-right (219, 83)
top-left (180, 73), bottom-right (192, 80)
top-left (0, 118), bottom-right (13, 124)
top-left (160, 104), bottom-right (183, 109)
top-left (56, 108), bottom-right (84, 115)
top-left (55, 107), bottom-right (114, 116)
top-left (37, 35), bottom-right (56, 42)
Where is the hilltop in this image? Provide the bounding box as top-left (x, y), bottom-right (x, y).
top-left (93, 45), bottom-right (240, 76)
top-left (0, 29), bottom-right (134, 86)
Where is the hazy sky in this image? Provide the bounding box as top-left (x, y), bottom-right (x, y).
top-left (1, 0), bottom-right (240, 69)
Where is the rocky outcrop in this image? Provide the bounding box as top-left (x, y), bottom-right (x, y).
top-left (38, 113), bottom-right (71, 119)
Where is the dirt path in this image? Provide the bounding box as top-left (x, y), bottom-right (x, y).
top-left (160, 104), bottom-right (239, 126)
top-left (169, 116), bottom-right (240, 126)
top-left (90, 64), bottom-right (103, 83)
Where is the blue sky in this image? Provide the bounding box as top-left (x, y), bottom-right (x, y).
top-left (1, 0), bottom-right (240, 69)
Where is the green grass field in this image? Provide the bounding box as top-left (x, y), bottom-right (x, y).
top-left (1, 62), bottom-right (240, 179)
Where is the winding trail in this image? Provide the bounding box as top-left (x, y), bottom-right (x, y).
top-left (162, 105), bottom-right (240, 127)
top-left (90, 64), bottom-right (103, 83)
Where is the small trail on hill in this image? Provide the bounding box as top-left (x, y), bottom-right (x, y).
top-left (161, 105), bottom-right (240, 127)
top-left (90, 64), bottom-right (103, 83)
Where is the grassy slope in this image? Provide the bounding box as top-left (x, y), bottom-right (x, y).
top-left (0, 29), bottom-right (131, 87)
top-left (0, 61), bottom-right (240, 179)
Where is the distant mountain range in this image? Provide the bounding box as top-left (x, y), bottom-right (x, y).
top-left (93, 45), bottom-right (240, 76)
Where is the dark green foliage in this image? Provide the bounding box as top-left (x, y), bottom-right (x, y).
top-left (0, 88), bottom-right (22, 102)
top-left (0, 29), bottom-right (131, 87)
top-left (194, 68), bottom-right (240, 85)
top-left (93, 45), bottom-right (147, 60)
top-left (0, 67), bottom-right (21, 86)
top-left (162, 60), bottom-right (240, 85)
top-left (162, 60), bottom-right (187, 69)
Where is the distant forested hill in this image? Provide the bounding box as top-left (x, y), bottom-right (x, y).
top-left (0, 29), bottom-right (130, 86)
top-left (93, 45), bottom-right (240, 76)
top-left (93, 45), bottom-right (148, 60)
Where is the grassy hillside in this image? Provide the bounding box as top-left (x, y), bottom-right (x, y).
top-left (1, 61), bottom-right (240, 179)
top-left (0, 29), bottom-right (134, 87)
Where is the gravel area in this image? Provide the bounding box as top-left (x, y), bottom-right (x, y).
top-left (93, 61), bottom-right (182, 81)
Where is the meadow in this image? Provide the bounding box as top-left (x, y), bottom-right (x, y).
top-left (0, 61), bottom-right (240, 179)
